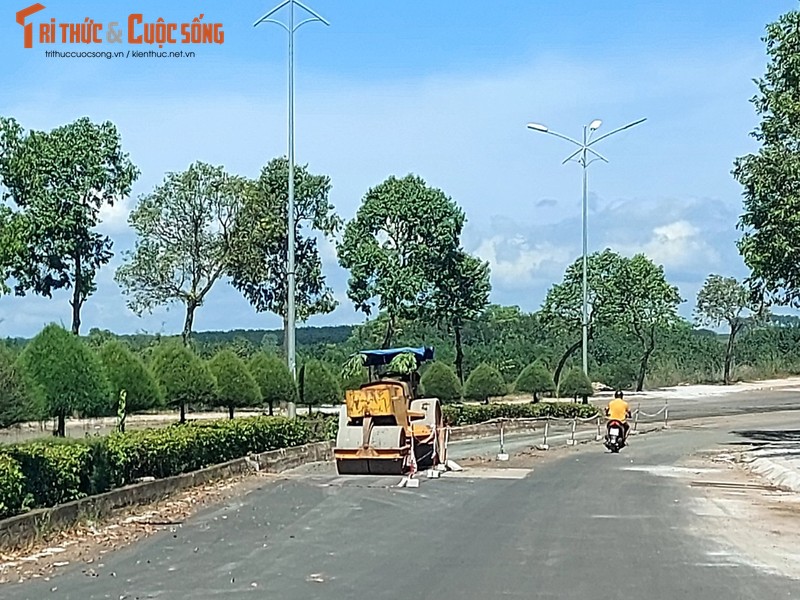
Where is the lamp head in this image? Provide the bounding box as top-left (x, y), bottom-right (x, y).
top-left (527, 122), bottom-right (548, 132)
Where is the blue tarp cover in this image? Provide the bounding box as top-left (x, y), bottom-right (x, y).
top-left (355, 346), bottom-right (434, 367)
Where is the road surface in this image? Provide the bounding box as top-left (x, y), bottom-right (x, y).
top-left (3, 394), bottom-right (799, 599)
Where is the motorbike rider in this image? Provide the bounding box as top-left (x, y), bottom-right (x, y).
top-left (605, 390), bottom-right (632, 442)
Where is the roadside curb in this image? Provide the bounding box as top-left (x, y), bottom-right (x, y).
top-left (0, 440), bottom-right (334, 552)
top-left (740, 455), bottom-right (800, 494)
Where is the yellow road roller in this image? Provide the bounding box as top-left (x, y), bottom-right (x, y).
top-left (334, 347), bottom-right (447, 475)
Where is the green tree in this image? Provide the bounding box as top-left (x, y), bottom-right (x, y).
top-left (0, 345), bottom-right (37, 427)
top-left (98, 340), bottom-right (163, 416)
top-left (558, 368), bottom-right (594, 403)
top-left (540, 250), bottom-right (626, 385)
top-left (248, 351), bottom-right (296, 415)
top-left (515, 361), bottom-right (556, 403)
top-left (420, 361), bottom-right (462, 403)
top-left (0, 117), bottom-right (139, 334)
top-left (0, 206), bottom-right (25, 298)
top-left (150, 341), bottom-right (215, 423)
top-left (463, 362), bottom-right (507, 404)
top-left (16, 324), bottom-right (110, 436)
top-left (300, 359), bottom-right (340, 413)
top-left (695, 274), bottom-right (767, 384)
top-left (429, 250), bottom-right (491, 382)
top-left (115, 162), bottom-right (248, 346)
top-left (617, 254), bottom-right (683, 391)
top-left (734, 9), bottom-right (800, 308)
top-left (228, 158), bottom-right (340, 355)
top-left (337, 174), bottom-right (465, 348)
top-left (208, 349), bottom-right (261, 419)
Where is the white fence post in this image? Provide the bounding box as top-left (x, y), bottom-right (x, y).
top-left (497, 419), bottom-right (509, 460)
top-left (567, 418), bottom-right (577, 445)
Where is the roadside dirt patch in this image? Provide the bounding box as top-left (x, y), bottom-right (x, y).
top-left (679, 448), bottom-right (800, 580)
top-left (0, 471), bottom-right (282, 586)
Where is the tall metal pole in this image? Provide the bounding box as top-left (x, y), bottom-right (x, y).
top-left (254, 0), bottom-right (329, 419)
top-left (286, 1), bottom-right (297, 418)
top-left (526, 117), bottom-right (646, 379)
top-left (581, 127), bottom-right (589, 376)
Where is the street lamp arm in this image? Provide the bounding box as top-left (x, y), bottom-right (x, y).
top-left (585, 157), bottom-right (607, 167)
top-left (587, 117), bottom-right (646, 146)
top-left (254, 17), bottom-right (290, 31)
top-left (294, 16), bottom-right (329, 31)
top-left (254, 0), bottom-right (292, 26)
top-left (561, 147), bottom-right (582, 165)
top-left (586, 147), bottom-right (609, 162)
top-left (540, 129), bottom-right (584, 148)
top-left (294, 0), bottom-right (330, 24)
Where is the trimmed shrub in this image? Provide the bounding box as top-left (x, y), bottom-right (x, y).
top-left (515, 361), bottom-right (556, 403)
top-left (464, 363), bottom-right (507, 403)
top-left (16, 323), bottom-right (111, 436)
top-left (559, 368), bottom-right (594, 402)
top-left (208, 350), bottom-right (261, 418)
top-left (301, 360), bottom-right (340, 412)
top-left (99, 340), bottom-right (164, 416)
top-left (0, 345), bottom-right (39, 428)
top-left (248, 352), bottom-right (297, 415)
top-left (0, 453), bottom-right (25, 519)
top-left (420, 361), bottom-right (462, 403)
top-left (6, 441), bottom-right (94, 508)
top-left (150, 342), bottom-right (215, 422)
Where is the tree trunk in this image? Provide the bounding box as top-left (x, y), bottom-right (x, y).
top-left (70, 253), bottom-right (82, 335)
top-left (57, 412), bottom-right (66, 437)
top-left (268, 400), bottom-right (274, 416)
top-left (582, 394), bottom-right (588, 405)
top-left (454, 325), bottom-right (464, 383)
top-left (381, 315), bottom-right (395, 349)
top-left (179, 401), bottom-right (186, 424)
top-left (532, 391), bottom-right (539, 404)
top-left (182, 302), bottom-right (197, 347)
top-left (308, 404), bottom-right (313, 415)
top-left (636, 346), bottom-right (655, 392)
top-left (228, 406), bottom-right (234, 419)
top-left (724, 325), bottom-right (738, 385)
top-left (554, 339), bottom-right (582, 386)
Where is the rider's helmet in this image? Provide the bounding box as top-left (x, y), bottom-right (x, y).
top-left (614, 390), bottom-right (624, 399)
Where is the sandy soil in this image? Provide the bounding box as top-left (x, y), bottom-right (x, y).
top-left (679, 448), bottom-right (800, 580)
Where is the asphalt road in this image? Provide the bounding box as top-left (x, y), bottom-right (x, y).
top-left (5, 395), bottom-right (800, 599)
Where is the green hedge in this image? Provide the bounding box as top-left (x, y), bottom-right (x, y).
top-left (7, 441), bottom-right (94, 507)
top-left (0, 453), bottom-right (25, 519)
top-left (0, 415), bottom-right (319, 519)
top-left (442, 402), bottom-right (599, 427)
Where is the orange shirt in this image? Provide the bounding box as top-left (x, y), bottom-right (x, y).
top-left (607, 398), bottom-right (629, 421)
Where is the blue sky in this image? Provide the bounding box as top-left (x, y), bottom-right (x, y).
top-left (0, 0), bottom-right (796, 338)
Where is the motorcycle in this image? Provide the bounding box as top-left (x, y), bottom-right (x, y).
top-left (604, 419), bottom-right (626, 453)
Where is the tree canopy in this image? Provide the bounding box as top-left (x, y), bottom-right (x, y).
top-left (337, 174), bottom-right (465, 347)
top-left (208, 349), bottom-right (261, 419)
top-left (115, 161), bottom-right (247, 345)
top-left (0, 117), bottom-right (139, 334)
top-left (228, 158), bottom-right (341, 350)
top-left (16, 324), bottom-right (110, 435)
top-left (248, 351), bottom-right (297, 415)
top-left (734, 9), bottom-right (800, 307)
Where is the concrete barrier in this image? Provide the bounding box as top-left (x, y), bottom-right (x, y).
top-left (0, 440), bottom-right (333, 552)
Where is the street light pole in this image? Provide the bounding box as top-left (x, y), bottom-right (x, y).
top-left (527, 117), bottom-right (646, 377)
top-left (255, 0), bottom-right (329, 419)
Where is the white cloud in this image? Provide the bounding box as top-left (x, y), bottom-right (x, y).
top-left (611, 220), bottom-right (720, 270)
top-left (474, 235), bottom-right (573, 289)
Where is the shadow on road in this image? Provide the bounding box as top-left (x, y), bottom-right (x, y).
top-left (731, 429), bottom-right (800, 443)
